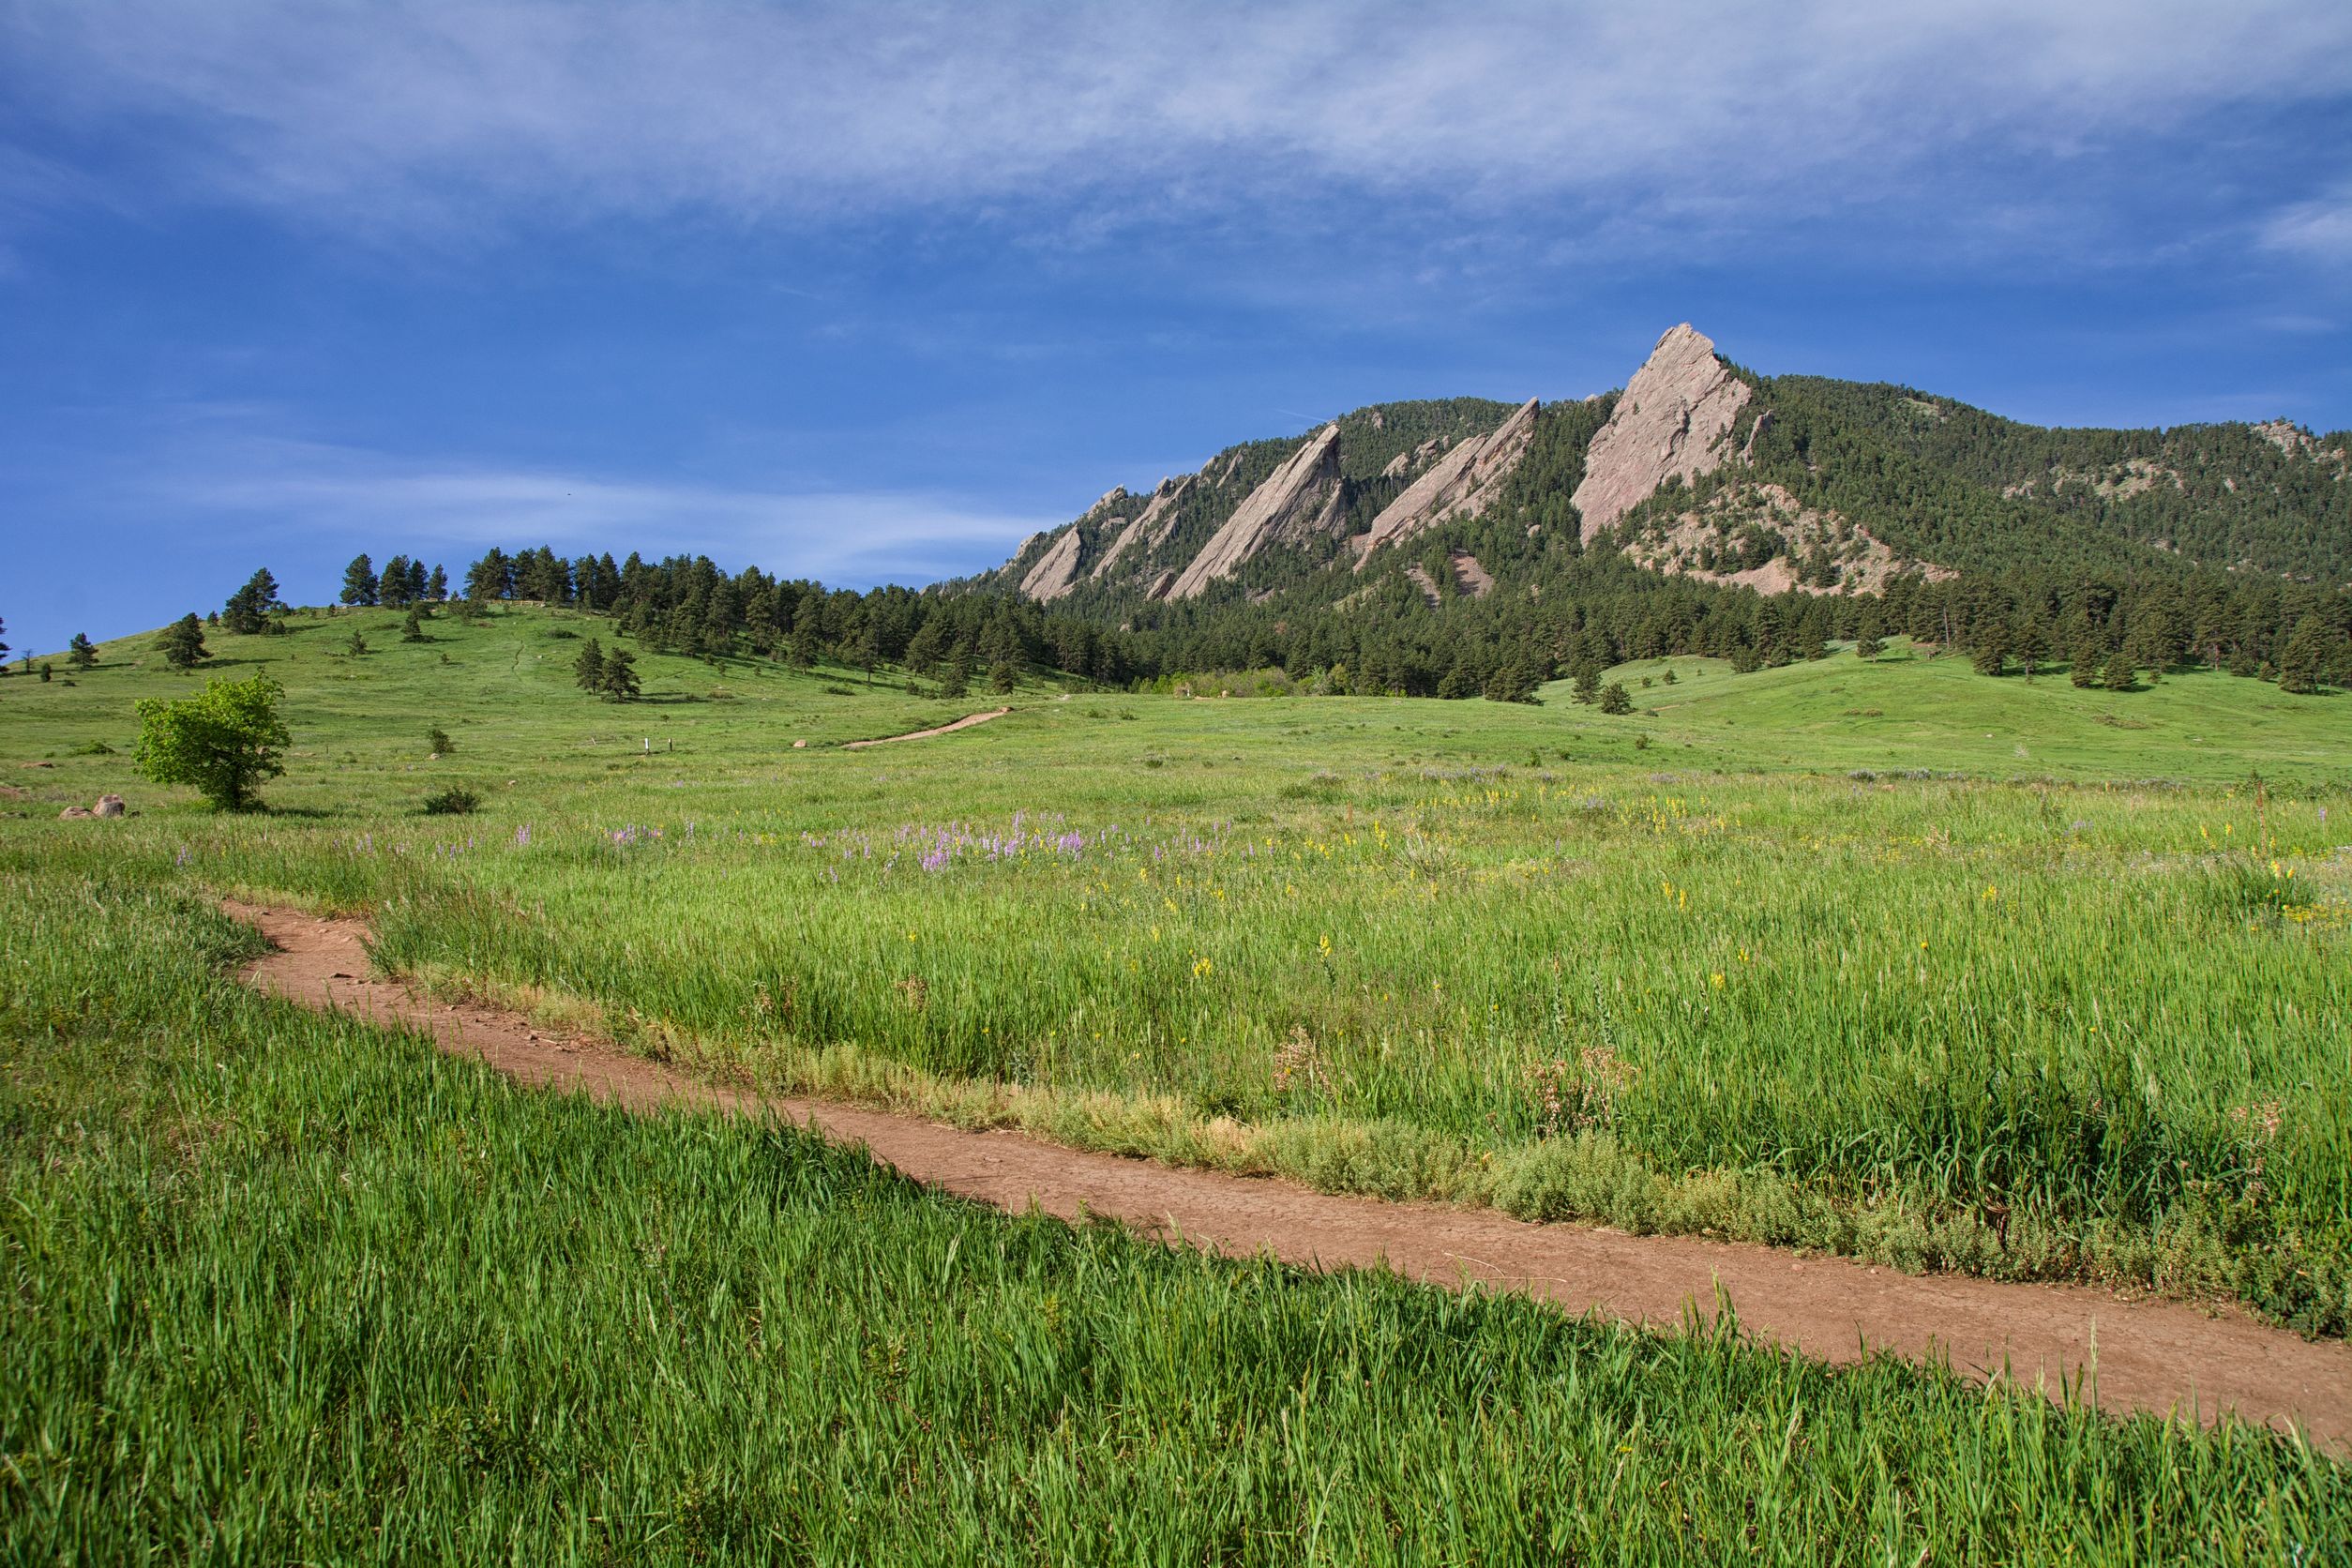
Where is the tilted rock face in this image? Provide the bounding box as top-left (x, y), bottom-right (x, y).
top-left (1354, 399), bottom-right (1538, 565)
top-left (1166, 425), bottom-right (1345, 599)
top-left (1093, 475), bottom-right (1193, 580)
top-left (1380, 436), bottom-right (1447, 479)
top-left (1018, 527), bottom-right (1086, 601)
top-left (1573, 324), bottom-right (1752, 541)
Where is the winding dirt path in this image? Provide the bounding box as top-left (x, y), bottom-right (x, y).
top-left (225, 900), bottom-right (2352, 1449)
top-left (842, 707), bottom-right (1011, 749)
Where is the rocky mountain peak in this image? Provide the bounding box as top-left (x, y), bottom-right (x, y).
top-left (1570, 324), bottom-right (1753, 541)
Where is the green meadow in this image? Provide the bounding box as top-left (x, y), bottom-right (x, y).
top-left (5, 603), bottom-right (2350, 1559)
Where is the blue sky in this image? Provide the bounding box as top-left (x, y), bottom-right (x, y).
top-left (4, 0), bottom-right (2350, 655)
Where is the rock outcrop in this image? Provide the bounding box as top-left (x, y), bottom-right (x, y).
top-left (94, 794), bottom-right (126, 819)
top-left (1380, 436), bottom-right (1447, 480)
top-left (1018, 528), bottom-right (1086, 601)
top-left (1166, 425), bottom-right (1346, 599)
top-left (1572, 324), bottom-right (1752, 542)
top-left (1093, 475), bottom-right (1193, 581)
top-left (1354, 400), bottom-right (1539, 565)
top-left (1619, 482), bottom-right (1953, 596)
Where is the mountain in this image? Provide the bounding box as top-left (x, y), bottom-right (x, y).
top-left (972, 325), bottom-right (2352, 613)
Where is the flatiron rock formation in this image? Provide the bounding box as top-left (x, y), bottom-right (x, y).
top-left (1354, 399), bottom-right (1540, 565)
top-left (1572, 324), bottom-right (1752, 541)
top-left (1166, 424), bottom-right (1345, 599)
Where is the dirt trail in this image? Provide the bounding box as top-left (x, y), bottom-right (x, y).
top-left (226, 900), bottom-right (2352, 1449)
top-left (842, 707), bottom-right (1011, 749)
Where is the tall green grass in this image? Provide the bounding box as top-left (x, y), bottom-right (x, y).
top-left (3, 864), bottom-right (2346, 1563)
top-left (7, 610), bottom-right (2350, 1328)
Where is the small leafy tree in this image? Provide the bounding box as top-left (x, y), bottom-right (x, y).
top-left (68, 632), bottom-right (98, 669)
top-left (158, 613), bottom-right (210, 670)
top-left (134, 675), bottom-right (291, 811)
top-left (341, 554), bottom-right (379, 607)
top-left (1598, 682), bottom-right (1634, 715)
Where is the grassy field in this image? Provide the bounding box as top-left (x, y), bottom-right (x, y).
top-left (3, 603), bottom-right (2350, 1555)
top-left (3, 862), bottom-right (2346, 1561)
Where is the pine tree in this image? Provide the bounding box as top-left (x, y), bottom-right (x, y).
top-left (0, 614), bottom-right (10, 667)
top-left (1970, 628), bottom-right (2008, 677)
top-left (158, 613), bottom-right (209, 670)
top-left (1436, 660), bottom-right (1476, 701)
top-left (340, 554), bottom-right (378, 607)
top-left (2012, 616), bottom-right (2048, 681)
top-left (400, 606), bottom-right (426, 643)
top-left (2070, 637), bottom-right (2102, 688)
top-left (345, 630), bottom-right (369, 657)
top-left (222, 568), bottom-right (280, 636)
top-left (939, 650), bottom-right (972, 700)
top-left (788, 623), bottom-right (819, 669)
top-left (427, 565), bottom-right (448, 601)
top-left (2276, 615), bottom-right (2329, 695)
top-left (988, 658), bottom-right (1018, 695)
top-left (68, 632), bottom-right (98, 669)
top-left (465, 549), bottom-right (515, 603)
top-left (1598, 682), bottom-right (1634, 715)
top-left (1571, 665), bottom-right (1601, 704)
top-left (598, 647), bottom-right (641, 701)
top-left (379, 555), bottom-right (414, 609)
top-left (2102, 649), bottom-right (2134, 691)
top-left (905, 617), bottom-right (948, 676)
top-left (574, 639), bottom-right (607, 694)
top-left (1853, 620), bottom-right (1884, 661)
top-left (405, 558), bottom-right (429, 604)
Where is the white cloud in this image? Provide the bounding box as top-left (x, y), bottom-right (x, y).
top-left (141, 435), bottom-right (1056, 585)
top-left (2262, 187), bottom-right (2352, 264)
top-left (8, 0), bottom-right (2348, 249)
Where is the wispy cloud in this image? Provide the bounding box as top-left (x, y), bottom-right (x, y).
top-left (8, 0), bottom-right (2348, 262)
top-left (134, 434), bottom-right (1057, 586)
top-left (2261, 186), bottom-right (2352, 264)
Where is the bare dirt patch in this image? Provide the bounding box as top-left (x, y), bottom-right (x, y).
top-left (842, 707), bottom-right (1012, 749)
top-left (224, 900), bottom-right (2352, 1449)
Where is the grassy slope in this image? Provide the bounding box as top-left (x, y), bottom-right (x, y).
top-left (6, 610), bottom-right (2350, 1329)
top-left (6, 872), bottom-right (2342, 1562)
top-left (7, 605), bottom-right (2351, 1553)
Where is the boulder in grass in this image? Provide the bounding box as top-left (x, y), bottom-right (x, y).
top-left (94, 794), bottom-right (126, 818)
top-left (59, 806), bottom-right (95, 820)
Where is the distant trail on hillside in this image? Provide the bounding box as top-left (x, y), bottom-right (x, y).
top-left (842, 707), bottom-right (1011, 749)
top-left (224, 899), bottom-right (2352, 1451)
